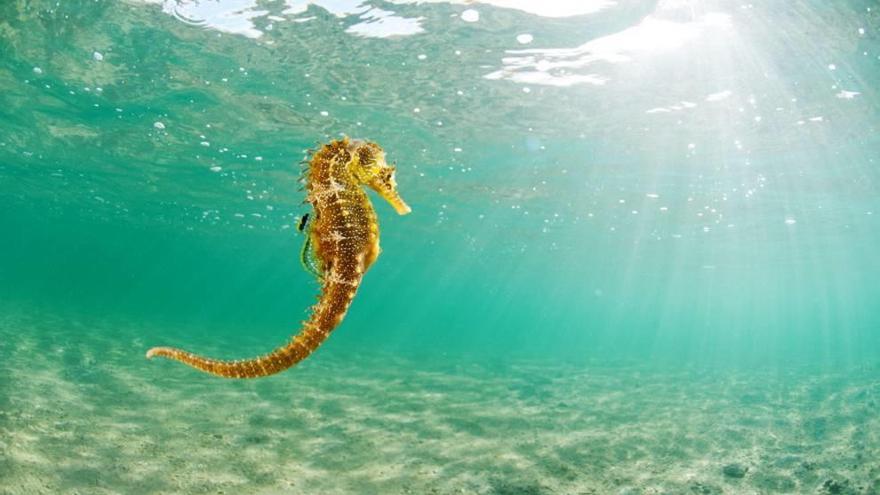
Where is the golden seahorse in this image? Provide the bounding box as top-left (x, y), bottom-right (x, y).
top-left (145, 138), bottom-right (411, 378)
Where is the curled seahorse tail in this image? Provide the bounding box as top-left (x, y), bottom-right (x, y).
top-left (144, 327), bottom-right (324, 379)
top-left (146, 280), bottom-right (359, 378)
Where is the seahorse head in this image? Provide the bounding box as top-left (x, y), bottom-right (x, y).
top-left (347, 139), bottom-right (412, 215)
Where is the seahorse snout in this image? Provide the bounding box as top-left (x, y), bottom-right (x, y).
top-left (372, 183), bottom-right (411, 215)
top-left (383, 190), bottom-right (412, 215)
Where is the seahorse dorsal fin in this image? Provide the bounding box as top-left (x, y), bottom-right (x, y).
top-left (300, 229), bottom-right (323, 280)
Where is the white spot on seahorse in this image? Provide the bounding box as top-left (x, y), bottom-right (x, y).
top-left (327, 178), bottom-right (346, 194)
top-left (325, 272), bottom-right (359, 287)
top-left (334, 311), bottom-right (347, 324)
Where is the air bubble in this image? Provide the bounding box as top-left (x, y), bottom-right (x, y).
top-left (461, 9), bottom-right (479, 22)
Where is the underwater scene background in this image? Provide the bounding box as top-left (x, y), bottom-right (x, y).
top-left (1, 0), bottom-right (879, 493)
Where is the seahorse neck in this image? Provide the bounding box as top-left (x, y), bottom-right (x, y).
top-left (308, 141), bottom-right (356, 191)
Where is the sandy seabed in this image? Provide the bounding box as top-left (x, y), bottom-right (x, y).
top-left (1, 310), bottom-right (878, 495)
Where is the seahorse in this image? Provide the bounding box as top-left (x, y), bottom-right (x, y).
top-left (145, 138), bottom-right (411, 378)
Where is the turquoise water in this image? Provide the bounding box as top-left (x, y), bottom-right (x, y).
top-left (2, 0), bottom-right (879, 493)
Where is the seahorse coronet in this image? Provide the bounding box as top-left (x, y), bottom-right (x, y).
top-left (145, 138), bottom-right (411, 379)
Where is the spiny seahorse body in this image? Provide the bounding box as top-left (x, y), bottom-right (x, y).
top-left (146, 138), bottom-right (411, 378)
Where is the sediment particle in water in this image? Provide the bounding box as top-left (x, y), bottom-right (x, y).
top-left (722, 463), bottom-right (748, 478)
top-left (820, 477), bottom-right (850, 494)
top-left (689, 481), bottom-right (722, 494)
